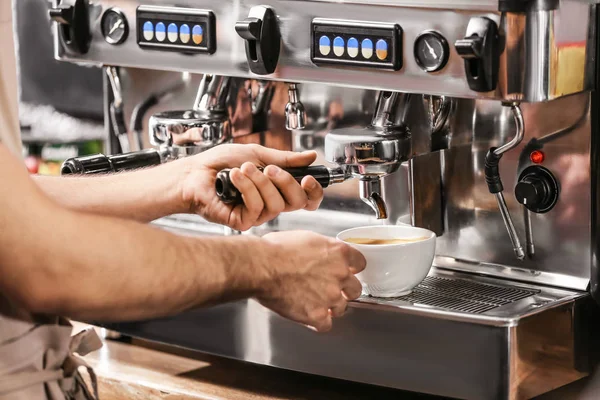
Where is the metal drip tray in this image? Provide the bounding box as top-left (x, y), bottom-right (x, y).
top-left (356, 268), bottom-right (584, 324)
top-left (382, 276), bottom-right (540, 314)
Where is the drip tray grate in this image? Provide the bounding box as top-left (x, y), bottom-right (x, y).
top-left (377, 276), bottom-right (539, 314)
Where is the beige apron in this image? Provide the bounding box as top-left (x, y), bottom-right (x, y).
top-left (0, 1), bottom-right (103, 398)
top-left (0, 312), bottom-right (102, 400)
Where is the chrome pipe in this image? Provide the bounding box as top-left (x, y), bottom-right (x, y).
top-left (492, 103), bottom-right (525, 260)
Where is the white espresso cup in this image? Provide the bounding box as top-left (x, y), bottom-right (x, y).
top-left (337, 225), bottom-right (436, 297)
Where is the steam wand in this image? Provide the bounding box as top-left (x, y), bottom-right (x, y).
top-left (106, 67), bottom-right (130, 153)
top-left (484, 102), bottom-right (526, 260)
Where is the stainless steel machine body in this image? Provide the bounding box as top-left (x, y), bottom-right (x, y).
top-left (46, 0), bottom-right (600, 398)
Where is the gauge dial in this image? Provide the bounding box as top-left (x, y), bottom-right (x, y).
top-left (101, 8), bottom-right (129, 45)
top-left (414, 31), bottom-right (449, 72)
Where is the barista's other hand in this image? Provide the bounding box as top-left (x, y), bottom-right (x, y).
top-left (180, 144), bottom-right (324, 231)
top-left (258, 231), bottom-right (366, 332)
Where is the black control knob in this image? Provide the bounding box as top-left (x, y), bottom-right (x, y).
top-left (455, 17), bottom-right (499, 92)
top-left (235, 6), bottom-right (281, 75)
top-left (514, 166), bottom-right (559, 213)
top-left (49, 0), bottom-right (92, 55)
top-left (515, 177), bottom-right (547, 206)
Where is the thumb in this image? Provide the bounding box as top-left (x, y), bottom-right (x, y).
top-left (255, 148), bottom-right (317, 168)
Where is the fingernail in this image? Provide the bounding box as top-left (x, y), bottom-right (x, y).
top-left (242, 163), bottom-right (257, 175)
top-left (308, 177), bottom-right (318, 189)
top-left (231, 168), bottom-right (244, 180)
top-left (267, 166), bottom-right (280, 177)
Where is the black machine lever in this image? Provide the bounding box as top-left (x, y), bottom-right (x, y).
top-left (48, 0), bottom-right (92, 54)
top-left (216, 166), bottom-right (345, 204)
top-left (60, 149), bottom-right (162, 175)
top-left (236, 18), bottom-right (262, 41)
top-left (455, 36), bottom-right (483, 59)
top-left (235, 6), bottom-right (281, 75)
top-left (455, 17), bottom-right (500, 92)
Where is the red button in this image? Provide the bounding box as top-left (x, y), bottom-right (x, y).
top-left (530, 150), bottom-right (545, 164)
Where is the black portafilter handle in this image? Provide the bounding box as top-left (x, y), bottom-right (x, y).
top-left (60, 149), bottom-right (162, 175)
top-left (216, 165), bottom-right (335, 204)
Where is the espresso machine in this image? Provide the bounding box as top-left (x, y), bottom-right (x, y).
top-left (46, 0), bottom-right (600, 398)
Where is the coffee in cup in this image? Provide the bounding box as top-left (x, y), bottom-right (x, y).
top-left (343, 237), bottom-right (428, 245)
top-left (337, 225), bottom-right (436, 297)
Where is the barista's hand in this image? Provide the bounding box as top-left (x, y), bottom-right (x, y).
top-left (180, 144), bottom-right (324, 230)
top-left (258, 231), bottom-right (366, 332)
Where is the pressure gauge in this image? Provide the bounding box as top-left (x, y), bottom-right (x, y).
top-left (101, 8), bottom-right (129, 45)
top-left (414, 31), bottom-right (449, 72)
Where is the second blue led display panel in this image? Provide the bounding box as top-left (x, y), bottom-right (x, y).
top-left (310, 18), bottom-right (402, 71)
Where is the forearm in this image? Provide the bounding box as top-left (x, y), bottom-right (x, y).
top-left (32, 159), bottom-right (191, 222)
top-left (1, 204), bottom-right (269, 321)
top-left (0, 146), bottom-right (271, 321)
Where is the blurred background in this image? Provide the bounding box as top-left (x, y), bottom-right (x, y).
top-left (15, 0), bottom-right (105, 176)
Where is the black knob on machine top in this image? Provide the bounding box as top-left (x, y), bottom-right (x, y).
top-left (455, 17), bottom-right (500, 93)
top-left (514, 166), bottom-right (559, 214)
top-left (235, 6), bottom-right (282, 75)
top-left (49, 0), bottom-right (92, 54)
